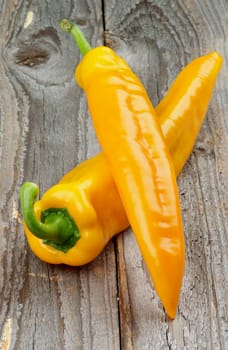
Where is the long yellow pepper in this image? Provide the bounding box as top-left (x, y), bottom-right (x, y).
top-left (76, 52), bottom-right (184, 320)
top-left (61, 20), bottom-right (218, 318)
top-left (21, 34), bottom-right (222, 319)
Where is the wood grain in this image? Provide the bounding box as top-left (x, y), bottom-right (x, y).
top-left (0, 0), bottom-right (227, 349)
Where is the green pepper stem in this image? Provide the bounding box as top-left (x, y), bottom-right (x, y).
top-left (19, 182), bottom-right (78, 245)
top-left (60, 19), bottom-right (92, 56)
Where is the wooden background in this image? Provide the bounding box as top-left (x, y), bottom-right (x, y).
top-left (0, 0), bottom-right (227, 349)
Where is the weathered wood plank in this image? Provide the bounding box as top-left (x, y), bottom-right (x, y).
top-left (104, 0), bottom-right (228, 349)
top-left (0, 1), bottom-right (120, 349)
top-left (0, 0), bottom-right (227, 349)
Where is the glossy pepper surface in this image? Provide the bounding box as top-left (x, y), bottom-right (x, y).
top-left (156, 51), bottom-right (223, 175)
top-left (21, 158), bottom-right (128, 266)
top-left (63, 20), bottom-right (186, 319)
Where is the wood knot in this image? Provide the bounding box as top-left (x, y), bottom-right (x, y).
top-left (14, 27), bottom-right (60, 68)
top-left (15, 48), bottom-right (49, 67)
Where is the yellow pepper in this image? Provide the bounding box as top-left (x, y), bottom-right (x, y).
top-left (75, 47), bottom-right (185, 320)
top-left (20, 23), bottom-right (222, 316)
top-left (20, 50), bottom-right (222, 271)
top-left (67, 20), bottom-right (223, 317)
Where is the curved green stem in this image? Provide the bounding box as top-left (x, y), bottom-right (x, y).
top-left (20, 182), bottom-right (80, 252)
top-left (60, 19), bottom-right (92, 56)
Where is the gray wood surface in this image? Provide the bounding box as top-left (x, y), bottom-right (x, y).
top-left (0, 0), bottom-right (227, 349)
